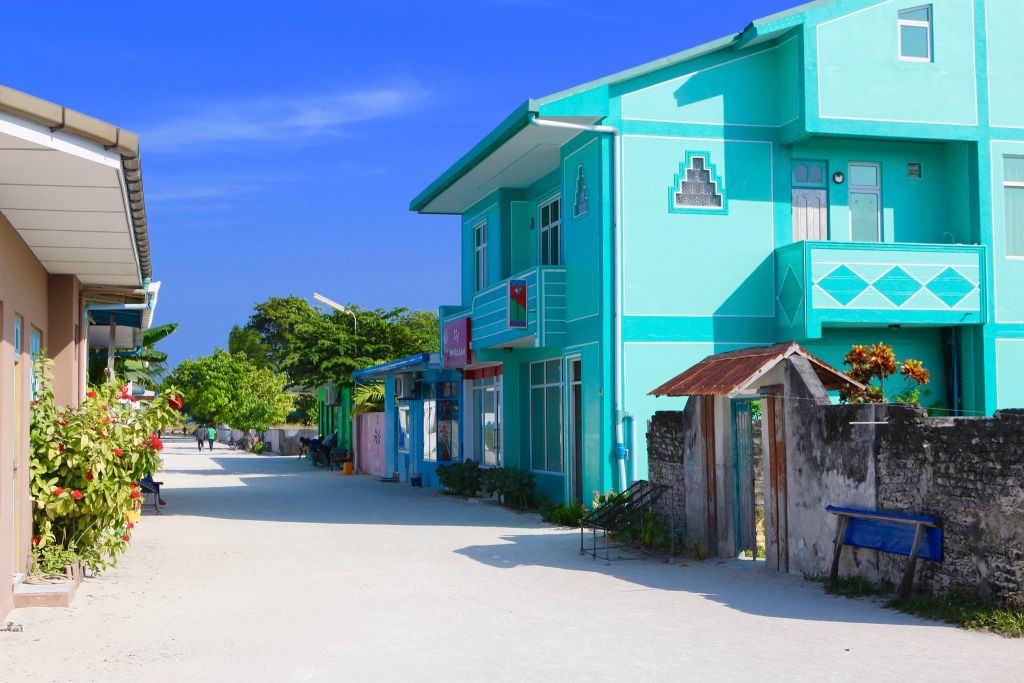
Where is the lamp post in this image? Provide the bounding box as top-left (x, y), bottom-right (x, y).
top-left (313, 292), bottom-right (357, 336)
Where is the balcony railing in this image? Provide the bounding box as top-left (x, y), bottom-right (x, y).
top-left (775, 241), bottom-right (986, 339)
top-left (442, 265), bottom-right (566, 351)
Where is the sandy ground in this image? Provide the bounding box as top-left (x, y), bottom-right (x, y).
top-left (1, 435), bottom-right (1022, 682)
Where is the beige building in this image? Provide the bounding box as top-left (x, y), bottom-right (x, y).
top-left (0, 86), bottom-right (156, 620)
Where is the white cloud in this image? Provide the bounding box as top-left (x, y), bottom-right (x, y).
top-left (140, 84), bottom-right (427, 152)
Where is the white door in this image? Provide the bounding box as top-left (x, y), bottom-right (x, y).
top-left (792, 189), bottom-right (828, 241)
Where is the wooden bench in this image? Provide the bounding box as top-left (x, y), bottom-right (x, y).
top-left (826, 505), bottom-right (943, 598)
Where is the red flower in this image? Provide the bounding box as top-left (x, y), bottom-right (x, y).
top-left (167, 394), bottom-right (184, 411)
top-left (128, 522), bottom-right (135, 529)
top-left (57, 444), bottom-right (65, 452)
top-left (113, 448), bottom-right (124, 457)
top-left (85, 471), bottom-right (94, 481)
top-left (87, 390), bottom-right (98, 399)
top-left (101, 404), bottom-right (108, 411)
top-left (128, 396), bottom-right (138, 403)
top-left (71, 489), bottom-right (83, 500)
top-left (31, 537), bottom-right (41, 546)
top-left (129, 482), bottom-right (138, 489)
top-left (149, 434), bottom-right (163, 451)
top-left (121, 534), bottom-right (131, 542)
top-left (59, 419), bottom-right (68, 426)
top-left (53, 487), bottom-right (65, 496)
top-left (102, 416), bottom-right (111, 424)
top-left (130, 490), bottom-right (141, 499)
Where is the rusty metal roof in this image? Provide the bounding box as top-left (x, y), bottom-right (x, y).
top-left (648, 342), bottom-right (861, 397)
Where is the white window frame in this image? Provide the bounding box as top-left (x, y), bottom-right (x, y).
top-left (538, 194), bottom-right (561, 266)
top-left (474, 220), bottom-right (487, 291)
top-left (472, 375), bottom-right (502, 467)
top-left (529, 358), bottom-right (563, 474)
top-left (848, 162), bottom-right (882, 242)
top-left (898, 5), bottom-right (932, 63)
top-left (1003, 156), bottom-right (1024, 259)
top-left (397, 405), bottom-right (410, 454)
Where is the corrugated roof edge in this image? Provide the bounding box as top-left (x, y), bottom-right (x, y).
top-left (0, 85), bottom-right (152, 282)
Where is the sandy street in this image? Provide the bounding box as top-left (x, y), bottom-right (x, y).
top-left (1, 435), bottom-right (1021, 682)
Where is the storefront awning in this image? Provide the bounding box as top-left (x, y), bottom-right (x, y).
top-left (353, 353), bottom-right (436, 381)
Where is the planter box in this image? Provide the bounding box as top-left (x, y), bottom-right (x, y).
top-left (13, 562), bottom-right (83, 609)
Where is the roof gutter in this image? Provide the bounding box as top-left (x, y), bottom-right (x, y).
top-left (0, 85), bottom-right (152, 283)
top-left (528, 114), bottom-right (629, 490)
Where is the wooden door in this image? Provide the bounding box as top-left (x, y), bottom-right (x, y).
top-left (700, 395), bottom-right (717, 556)
top-left (731, 400), bottom-right (756, 557)
top-left (765, 387), bottom-right (788, 572)
top-left (792, 189), bottom-right (828, 241)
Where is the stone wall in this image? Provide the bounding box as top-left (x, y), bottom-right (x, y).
top-left (647, 410), bottom-right (687, 529)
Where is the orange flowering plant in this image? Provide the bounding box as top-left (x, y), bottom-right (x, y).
top-left (839, 342), bottom-right (931, 405)
top-left (29, 356), bottom-right (181, 573)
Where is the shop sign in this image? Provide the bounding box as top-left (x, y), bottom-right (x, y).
top-left (443, 316), bottom-right (471, 368)
top-left (508, 279), bottom-right (528, 329)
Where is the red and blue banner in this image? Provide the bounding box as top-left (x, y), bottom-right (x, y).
top-left (508, 279), bottom-right (527, 328)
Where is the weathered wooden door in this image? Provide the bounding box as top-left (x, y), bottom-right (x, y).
top-left (792, 189), bottom-right (828, 241)
top-left (765, 387), bottom-right (788, 572)
top-left (699, 395), bottom-right (717, 557)
top-left (731, 400), bottom-right (756, 557)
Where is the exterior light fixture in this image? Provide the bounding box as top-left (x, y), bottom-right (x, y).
top-left (313, 292), bottom-right (357, 336)
top-left (832, 171), bottom-right (846, 184)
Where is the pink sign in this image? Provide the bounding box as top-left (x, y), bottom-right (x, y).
top-left (443, 317), bottom-right (472, 368)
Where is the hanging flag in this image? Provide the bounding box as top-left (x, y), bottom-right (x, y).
top-left (508, 279), bottom-right (528, 328)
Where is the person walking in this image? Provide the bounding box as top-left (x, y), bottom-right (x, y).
top-left (207, 425), bottom-right (216, 451)
top-left (196, 425), bottom-right (205, 451)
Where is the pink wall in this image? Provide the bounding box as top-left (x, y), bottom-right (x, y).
top-left (355, 413), bottom-right (386, 478)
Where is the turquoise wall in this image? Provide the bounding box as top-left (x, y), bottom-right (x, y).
top-left (811, 0), bottom-right (978, 128)
top-left (986, 0), bottom-right (1024, 129)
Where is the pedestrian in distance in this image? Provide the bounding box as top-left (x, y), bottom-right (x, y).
top-left (196, 426), bottom-right (205, 451)
top-left (207, 425), bottom-right (216, 451)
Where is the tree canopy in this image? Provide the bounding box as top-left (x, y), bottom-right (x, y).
top-left (245, 296), bottom-right (438, 388)
top-left (164, 349), bottom-right (294, 432)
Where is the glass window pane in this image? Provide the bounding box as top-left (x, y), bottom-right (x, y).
top-left (849, 164), bottom-right (878, 188)
top-left (551, 199), bottom-right (559, 222)
top-left (423, 401), bottom-right (437, 461)
top-left (531, 388), bottom-right (545, 469)
top-left (542, 234), bottom-right (550, 265)
top-left (572, 359), bottom-right (581, 383)
top-left (545, 386), bottom-right (562, 472)
top-left (551, 225), bottom-right (560, 265)
top-left (1006, 187), bottom-right (1024, 257)
top-left (546, 359), bottom-right (561, 384)
top-left (900, 25), bottom-right (930, 59)
top-left (541, 204), bottom-right (550, 227)
top-left (1005, 157), bottom-right (1024, 183)
top-left (531, 362), bottom-right (543, 385)
top-left (851, 192), bottom-right (881, 242)
top-left (899, 7), bottom-right (930, 22)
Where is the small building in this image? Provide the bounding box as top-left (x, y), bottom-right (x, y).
top-left (412, 0), bottom-right (1024, 504)
top-left (0, 85), bottom-right (158, 620)
top-left (353, 353), bottom-right (462, 489)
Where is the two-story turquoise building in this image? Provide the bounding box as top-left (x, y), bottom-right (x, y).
top-left (411, 0), bottom-right (1024, 504)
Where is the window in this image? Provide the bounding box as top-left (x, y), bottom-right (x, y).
top-left (899, 6), bottom-right (932, 62)
top-left (29, 327), bottom-right (42, 399)
top-left (849, 162), bottom-right (882, 242)
top-left (529, 359), bottom-right (563, 473)
top-left (572, 163), bottom-right (588, 219)
top-left (473, 376), bottom-right (501, 467)
top-left (669, 153), bottom-right (726, 212)
top-left (539, 195), bottom-right (561, 266)
top-left (1004, 156), bottom-right (1024, 257)
top-left (423, 392), bottom-right (458, 463)
top-left (474, 221), bottom-right (487, 291)
top-left (397, 406), bottom-right (410, 453)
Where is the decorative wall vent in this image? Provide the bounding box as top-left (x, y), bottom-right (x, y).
top-left (668, 152), bottom-right (727, 214)
top-left (573, 162), bottom-right (588, 218)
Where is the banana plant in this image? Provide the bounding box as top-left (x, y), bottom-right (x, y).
top-left (89, 323), bottom-right (178, 388)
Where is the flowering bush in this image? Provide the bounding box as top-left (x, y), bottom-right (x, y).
top-left (29, 357), bottom-right (181, 573)
top-left (839, 342), bottom-right (931, 404)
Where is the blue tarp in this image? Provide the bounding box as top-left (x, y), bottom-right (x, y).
top-left (826, 506), bottom-right (943, 561)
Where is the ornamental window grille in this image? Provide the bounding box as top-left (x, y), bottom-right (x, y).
top-left (671, 154), bottom-right (724, 210)
top-left (573, 162), bottom-right (588, 218)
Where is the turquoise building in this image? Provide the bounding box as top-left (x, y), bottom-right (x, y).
top-left (411, 0), bottom-right (1024, 504)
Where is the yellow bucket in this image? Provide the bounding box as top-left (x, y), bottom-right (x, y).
top-left (343, 462), bottom-right (354, 476)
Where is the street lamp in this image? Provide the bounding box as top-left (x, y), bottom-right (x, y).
top-left (313, 292), bottom-right (357, 336)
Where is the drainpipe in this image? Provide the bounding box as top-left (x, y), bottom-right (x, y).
top-left (528, 115), bottom-right (629, 489)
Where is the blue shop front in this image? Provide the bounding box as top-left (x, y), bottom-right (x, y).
top-left (353, 353), bottom-right (463, 489)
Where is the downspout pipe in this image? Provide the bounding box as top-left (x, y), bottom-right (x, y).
top-left (528, 114), bottom-right (629, 489)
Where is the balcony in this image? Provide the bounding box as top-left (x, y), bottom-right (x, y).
top-left (442, 265), bottom-right (567, 352)
top-left (775, 241), bottom-right (986, 339)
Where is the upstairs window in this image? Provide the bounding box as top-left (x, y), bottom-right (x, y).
top-left (1004, 156), bottom-right (1024, 257)
top-left (539, 195), bottom-right (561, 266)
top-left (898, 6), bottom-right (932, 62)
top-left (474, 220), bottom-right (487, 290)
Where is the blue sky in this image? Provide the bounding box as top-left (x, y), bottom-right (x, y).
top-left (2, 0), bottom-right (796, 367)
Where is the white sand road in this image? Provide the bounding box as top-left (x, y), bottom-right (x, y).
top-left (1, 435), bottom-right (1021, 682)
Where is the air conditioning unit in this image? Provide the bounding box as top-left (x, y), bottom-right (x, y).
top-left (324, 383), bottom-right (338, 406)
top-left (394, 373), bottom-right (417, 400)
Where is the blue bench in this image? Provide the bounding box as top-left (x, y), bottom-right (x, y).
top-left (826, 505), bottom-right (943, 598)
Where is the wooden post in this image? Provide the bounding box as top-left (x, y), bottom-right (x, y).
top-left (898, 524), bottom-right (925, 598)
top-left (105, 312), bottom-right (116, 379)
top-left (828, 514), bottom-right (849, 585)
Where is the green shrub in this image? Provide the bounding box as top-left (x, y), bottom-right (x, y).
top-left (889, 585), bottom-right (1024, 638)
top-left (542, 500), bottom-right (586, 527)
top-left (436, 460), bottom-right (483, 497)
top-left (483, 467), bottom-right (535, 509)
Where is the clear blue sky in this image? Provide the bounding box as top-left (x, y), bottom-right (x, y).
top-left (2, 0), bottom-right (795, 368)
